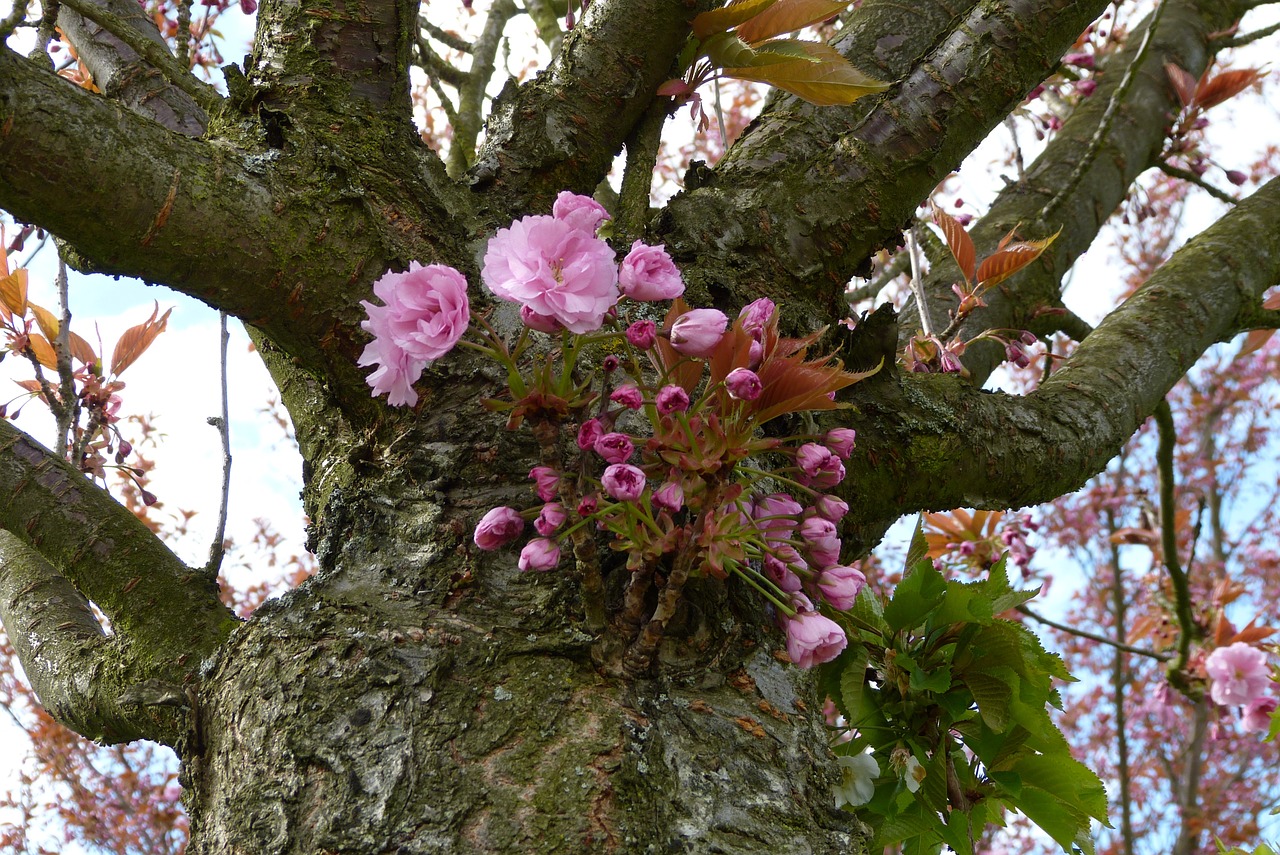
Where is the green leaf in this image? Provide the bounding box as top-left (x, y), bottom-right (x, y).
top-left (703, 33), bottom-right (817, 70)
top-left (1015, 787), bottom-right (1089, 850)
top-left (871, 802), bottom-right (945, 851)
top-left (965, 668), bottom-right (1014, 731)
top-left (837, 644), bottom-right (870, 721)
top-left (850, 584), bottom-right (888, 634)
top-left (905, 513), bottom-right (929, 570)
top-left (723, 44), bottom-right (888, 106)
top-left (885, 560), bottom-right (947, 631)
top-left (1011, 753), bottom-right (1109, 825)
top-left (907, 661), bottom-right (953, 694)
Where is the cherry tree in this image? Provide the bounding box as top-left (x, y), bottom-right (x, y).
top-left (1, 0), bottom-right (1279, 851)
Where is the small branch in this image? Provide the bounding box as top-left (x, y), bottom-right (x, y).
top-left (1040, 0), bottom-right (1170, 220)
top-left (0, 0), bottom-right (29, 40)
top-left (624, 547), bottom-right (694, 676)
top-left (1018, 605), bottom-right (1171, 661)
top-left (29, 0), bottom-right (59, 64)
top-left (419, 15), bottom-right (473, 53)
top-left (204, 310), bottom-right (232, 580)
top-left (906, 226), bottom-right (933, 336)
top-left (54, 0), bottom-right (222, 113)
top-left (524, 0), bottom-right (564, 55)
top-left (1157, 161), bottom-right (1238, 205)
top-left (1106, 502), bottom-right (1136, 855)
top-left (1216, 19), bottom-right (1280, 48)
top-left (447, 0), bottom-right (517, 178)
top-left (52, 254), bottom-right (79, 460)
top-left (615, 98), bottom-right (670, 245)
top-left (1155, 400), bottom-right (1196, 678)
top-left (417, 35), bottom-right (469, 88)
top-left (175, 0), bottom-right (191, 68)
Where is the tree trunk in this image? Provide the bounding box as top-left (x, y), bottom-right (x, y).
top-left (185, 401), bottom-right (863, 853)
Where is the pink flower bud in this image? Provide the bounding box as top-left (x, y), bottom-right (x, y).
top-left (602, 355), bottom-right (620, 373)
top-left (785, 612), bottom-right (847, 668)
top-left (800, 516), bottom-right (842, 568)
top-left (520, 305), bottom-right (563, 333)
top-left (578, 494), bottom-right (598, 516)
top-left (1243, 696), bottom-right (1278, 732)
top-left (611, 384), bottom-right (644, 410)
top-left (619, 242), bottom-right (685, 301)
top-left (813, 495), bottom-right (848, 522)
top-left (1063, 51), bottom-right (1093, 68)
top-left (1226, 170), bottom-right (1248, 186)
top-left (652, 481), bottom-right (684, 514)
top-left (577, 418), bottom-right (604, 451)
top-left (737, 297), bottom-right (775, 337)
top-left (748, 339), bottom-right (763, 368)
top-left (725, 367), bottom-right (762, 401)
top-left (1075, 78), bottom-right (1097, 96)
top-left (656, 384), bottom-right (690, 415)
top-left (816, 565), bottom-right (866, 610)
top-left (753, 493), bottom-right (802, 539)
top-left (552, 191), bottom-right (610, 234)
top-left (535, 502), bottom-right (567, 537)
top-left (594, 432), bottom-right (635, 464)
top-left (796, 442), bottom-right (846, 489)
top-left (529, 466), bottom-right (560, 502)
top-left (626, 320), bottom-right (657, 349)
top-left (474, 506), bottom-right (524, 550)
top-left (518, 537), bottom-right (561, 572)
top-left (669, 309), bottom-right (728, 357)
top-left (825, 428), bottom-right (857, 460)
top-left (765, 552), bottom-right (804, 593)
top-left (602, 463), bottom-right (646, 502)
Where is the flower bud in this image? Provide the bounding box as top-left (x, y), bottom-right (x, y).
top-left (669, 309), bottom-right (727, 357)
top-left (725, 367), bottom-right (762, 401)
top-left (474, 506), bottom-right (524, 550)
top-left (518, 537), bottom-right (561, 572)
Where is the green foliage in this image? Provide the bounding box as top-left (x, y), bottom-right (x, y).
top-left (819, 521), bottom-right (1109, 853)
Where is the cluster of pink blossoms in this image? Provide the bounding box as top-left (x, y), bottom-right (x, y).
top-left (1203, 642), bottom-right (1277, 733)
top-left (361, 192), bottom-right (876, 671)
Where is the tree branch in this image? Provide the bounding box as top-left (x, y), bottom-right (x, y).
top-left (0, 419), bottom-right (235, 679)
top-left (471, 0), bottom-right (705, 219)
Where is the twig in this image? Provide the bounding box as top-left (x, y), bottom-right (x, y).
top-left (1005, 115), bottom-right (1025, 183)
top-left (53, 254), bottom-right (79, 459)
top-left (175, 0), bottom-right (191, 68)
top-left (1156, 162), bottom-right (1238, 205)
top-left (0, 0), bottom-right (29, 40)
top-left (905, 225), bottom-right (932, 336)
top-left (615, 97), bottom-right (670, 245)
top-left (417, 35), bottom-right (469, 88)
top-left (1105, 501), bottom-right (1136, 855)
top-left (29, 0), bottom-right (59, 65)
top-left (446, 0), bottom-right (517, 178)
top-left (1040, 0), bottom-right (1169, 221)
top-left (1216, 20), bottom-right (1280, 48)
top-left (205, 311), bottom-right (232, 580)
top-left (419, 15), bottom-right (473, 53)
top-left (54, 0), bottom-right (222, 113)
top-left (523, 0), bottom-right (564, 54)
top-left (1018, 605), bottom-right (1171, 661)
top-left (1154, 400), bottom-right (1196, 678)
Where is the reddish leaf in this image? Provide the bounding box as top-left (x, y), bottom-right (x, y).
top-left (693, 0), bottom-right (776, 40)
top-left (1165, 62), bottom-right (1196, 107)
top-left (931, 203), bottom-right (976, 284)
top-left (110, 303), bottom-right (172, 377)
top-left (1194, 67), bottom-right (1265, 111)
top-left (29, 302), bottom-right (60, 343)
top-left (975, 229), bottom-right (1060, 289)
top-left (1238, 292), bottom-right (1280, 357)
top-left (735, 0), bottom-right (849, 46)
top-left (0, 269), bottom-right (28, 317)
top-left (27, 333), bottom-right (58, 370)
top-left (69, 331), bottom-right (97, 367)
top-left (722, 41), bottom-right (888, 106)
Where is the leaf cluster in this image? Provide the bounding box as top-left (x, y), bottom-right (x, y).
top-left (819, 522), bottom-right (1110, 854)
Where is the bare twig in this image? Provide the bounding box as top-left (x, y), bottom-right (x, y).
top-left (1157, 162), bottom-right (1238, 205)
top-left (53, 254), bottom-right (79, 459)
top-left (1106, 499), bottom-right (1136, 855)
top-left (1040, 0), bottom-right (1170, 220)
top-left (205, 311), bottom-right (232, 580)
top-left (615, 98), bottom-right (670, 245)
top-left (419, 15), bottom-right (473, 53)
top-left (1155, 400), bottom-right (1196, 679)
top-left (175, 0), bottom-right (191, 68)
top-left (905, 226), bottom-right (933, 336)
top-left (0, 0), bottom-right (29, 40)
top-left (29, 0), bottom-right (59, 64)
top-left (446, 0), bottom-right (517, 178)
top-left (1216, 19), bottom-right (1280, 48)
top-left (1018, 605), bottom-right (1171, 661)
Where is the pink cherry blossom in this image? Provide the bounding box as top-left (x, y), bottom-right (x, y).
top-left (529, 466), bottom-right (560, 502)
top-left (577, 418), bottom-right (605, 451)
top-left (799, 516), bottom-right (841, 568)
top-left (578, 494), bottom-right (598, 516)
top-left (594, 432), bottom-right (635, 464)
top-left (474, 506), bottom-right (524, 550)
top-left (796, 442), bottom-right (846, 489)
top-left (813, 495), bottom-right (849, 522)
top-left (602, 464), bottom-right (646, 502)
top-left (737, 297), bottom-right (775, 337)
top-left (552, 191), bottom-right (610, 234)
top-left (656, 384), bottom-right (690, 415)
top-left (518, 538), bottom-right (561, 572)
top-left (825, 428), bottom-right (857, 460)
top-left (652, 481), bottom-right (684, 514)
top-left (482, 215), bottom-right (619, 333)
top-left (360, 262), bottom-right (471, 405)
top-left (817, 565), bottom-right (866, 610)
top-left (520, 305), bottom-right (563, 333)
top-left (725, 367), bottom-right (762, 401)
top-left (753, 493), bottom-right (802, 540)
top-left (669, 308), bottom-right (728, 357)
top-left (785, 611), bottom-right (848, 668)
top-left (1205, 642), bottom-right (1271, 706)
top-left (618, 242), bottom-right (685, 301)
top-left (611, 385), bottom-right (644, 410)
top-left (765, 549), bottom-right (805, 593)
top-left (1243, 696), bottom-right (1278, 732)
top-left (534, 502), bottom-right (567, 537)
top-left (626, 320), bottom-right (657, 349)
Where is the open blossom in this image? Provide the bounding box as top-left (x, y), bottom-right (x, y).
top-left (626, 320), bottom-right (657, 349)
top-left (725, 367), bottom-right (762, 401)
top-left (785, 611), bottom-right (847, 668)
top-left (518, 538), bottom-right (561, 572)
top-left (669, 308), bottom-right (728, 357)
top-left (482, 215), bottom-right (618, 333)
top-left (618, 242), bottom-right (685, 300)
top-left (360, 262), bottom-right (470, 405)
top-left (474, 506), bottom-right (524, 550)
top-left (817, 565), bottom-right (866, 610)
top-left (1205, 642), bottom-right (1271, 706)
top-left (1243, 696), bottom-right (1278, 732)
top-left (611, 384), bottom-right (644, 410)
top-left (594, 432), bottom-right (635, 464)
top-left (656, 384), bottom-right (690, 415)
top-left (835, 753), bottom-right (879, 808)
top-left (552, 191), bottom-right (610, 233)
top-left (602, 464), bottom-right (647, 502)
top-left (529, 466), bottom-right (560, 502)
